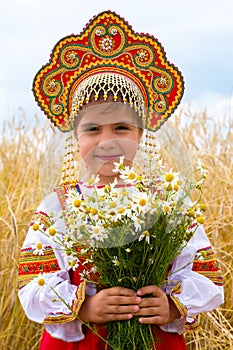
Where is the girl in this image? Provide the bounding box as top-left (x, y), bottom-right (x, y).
top-left (18, 11), bottom-right (224, 350)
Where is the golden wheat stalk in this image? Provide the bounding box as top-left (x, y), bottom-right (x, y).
top-left (0, 110), bottom-right (232, 349)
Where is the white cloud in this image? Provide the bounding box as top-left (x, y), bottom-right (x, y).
top-left (0, 0), bottom-right (232, 125)
top-left (182, 91), bottom-right (233, 121)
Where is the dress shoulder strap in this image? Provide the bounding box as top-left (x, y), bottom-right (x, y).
top-left (54, 183), bottom-right (82, 210)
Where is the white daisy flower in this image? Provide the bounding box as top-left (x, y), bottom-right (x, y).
top-left (31, 220), bottom-right (41, 231)
top-left (46, 226), bottom-right (57, 237)
top-left (132, 216), bottom-right (144, 232)
top-left (66, 189), bottom-right (84, 212)
top-left (112, 256), bottom-right (120, 266)
top-left (90, 226), bottom-right (108, 243)
top-left (87, 174), bottom-right (100, 186)
top-left (79, 269), bottom-right (90, 280)
top-left (113, 156), bottom-right (125, 172)
top-left (132, 191), bottom-right (150, 214)
top-left (162, 201), bottom-right (172, 214)
top-left (90, 266), bottom-right (98, 274)
top-left (32, 242), bottom-right (45, 255)
top-left (138, 230), bottom-right (150, 244)
top-left (68, 258), bottom-right (79, 271)
top-left (197, 160), bottom-right (208, 177)
top-left (34, 273), bottom-right (46, 287)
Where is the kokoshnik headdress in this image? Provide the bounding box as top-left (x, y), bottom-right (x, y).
top-left (34, 11), bottom-right (185, 187)
top-left (33, 10), bottom-right (184, 133)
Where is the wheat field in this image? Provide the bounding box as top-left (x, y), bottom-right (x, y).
top-left (0, 110), bottom-right (232, 349)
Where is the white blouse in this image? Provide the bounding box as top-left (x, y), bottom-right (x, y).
top-left (18, 190), bottom-right (224, 342)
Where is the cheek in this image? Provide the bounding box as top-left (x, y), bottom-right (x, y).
top-left (78, 136), bottom-right (94, 159)
top-left (121, 139), bottom-right (139, 159)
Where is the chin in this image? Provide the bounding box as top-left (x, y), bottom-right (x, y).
top-left (98, 168), bottom-right (116, 177)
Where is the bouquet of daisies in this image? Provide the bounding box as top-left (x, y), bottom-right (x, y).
top-left (34, 152), bottom-right (207, 349)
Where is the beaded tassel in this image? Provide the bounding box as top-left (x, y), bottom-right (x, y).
top-left (144, 130), bottom-right (158, 157)
top-left (70, 73), bottom-right (145, 123)
top-left (61, 136), bottom-right (77, 185)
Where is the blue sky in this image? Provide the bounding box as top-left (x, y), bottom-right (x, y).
top-left (0, 0), bottom-right (233, 125)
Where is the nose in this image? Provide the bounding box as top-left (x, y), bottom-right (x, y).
top-left (98, 129), bottom-right (118, 149)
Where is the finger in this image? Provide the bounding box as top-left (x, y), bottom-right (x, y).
top-left (138, 315), bottom-right (165, 325)
top-left (105, 313), bottom-right (134, 322)
top-left (138, 297), bottom-right (159, 308)
top-left (134, 306), bottom-right (160, 317)
top-left (95, 311), bottom-right (134, 323)
top-left (137, 285), bottom-right (162, 297)
top-left (108, 286), bottom-right (137, 297)
top-left (106, 304), bottom-right (140, 315)
top-left (108, 295), bottom-right (141, 306)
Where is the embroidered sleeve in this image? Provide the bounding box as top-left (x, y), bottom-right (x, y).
top-left (160, 226), bottom-right (224, 334)
top-left (169, 281), bottom-right (188, 320)
top-left (18, 195), bottom-right (86, 327)
top-left (43, 280), bottom-right (86, 324)
top-left (18, 246), bottom-right (60, 290)
top-left (192, 246), bottom-right (223, 286)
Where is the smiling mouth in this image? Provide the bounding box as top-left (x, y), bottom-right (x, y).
top-left (95, 155), bottom-right (122, 161)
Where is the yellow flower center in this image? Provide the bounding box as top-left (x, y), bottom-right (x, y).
top-left (196, 216), bottom-right (205, 224)
top-left (139, 198), bottom-right (147, 206)
top-left (165, 173), bottom-right (174, 182)
top-left (118, 207), bottom-right (124, 214)
top-left (200, 203), bottom-right (207, 211)
top-left (70, 260), bottom-right (77, 267)
top-left (32, 223), bottom-right (39, 231)
top-left (187, 210), bottom-right (195, 217)
top-left (38, 278), bottom-right (45, 287)
top-left (120, 190), bottom-right (128, 197)
top-left (74, 199), bottom-right (81, 207)
top-left (104, 185), bottom-right (110, 193)
top-left (91, 208), bottom-right (98, 215)
top-left (48, 227), bottom-right (56, 236)
top-left (143, 230), bottom-right (150, 236)
top-left (36, 242), bottom-right (43, 250)
top-left (128, 172), bottom-right (136, 180)
top-left (66, 249), bottom-right (72, 256)
top-left (163, 205), bottom-right (170, 213)
top-left (109, 201), bottom-right (117, 208)
top-left (87, 178), bottom-right (95, 185)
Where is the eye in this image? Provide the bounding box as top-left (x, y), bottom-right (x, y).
top-left (85, 125), bottom-right (99, 132)
top-left (115, 124), bottom-right (130, 131)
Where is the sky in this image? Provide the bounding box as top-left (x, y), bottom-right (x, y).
top-left (0, 0), bottom-right (233, 127)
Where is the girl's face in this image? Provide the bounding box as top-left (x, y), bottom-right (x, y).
top-left (75, 102), bottom-right (143, 184)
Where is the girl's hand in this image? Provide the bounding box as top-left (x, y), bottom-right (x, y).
top-left (135, 285), bottom-right (181, 325)
top-left (78, 286), bottom-right (141, 323)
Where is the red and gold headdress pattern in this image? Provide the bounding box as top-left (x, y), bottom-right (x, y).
top-left (33, 10), bottom-right (184, 132)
